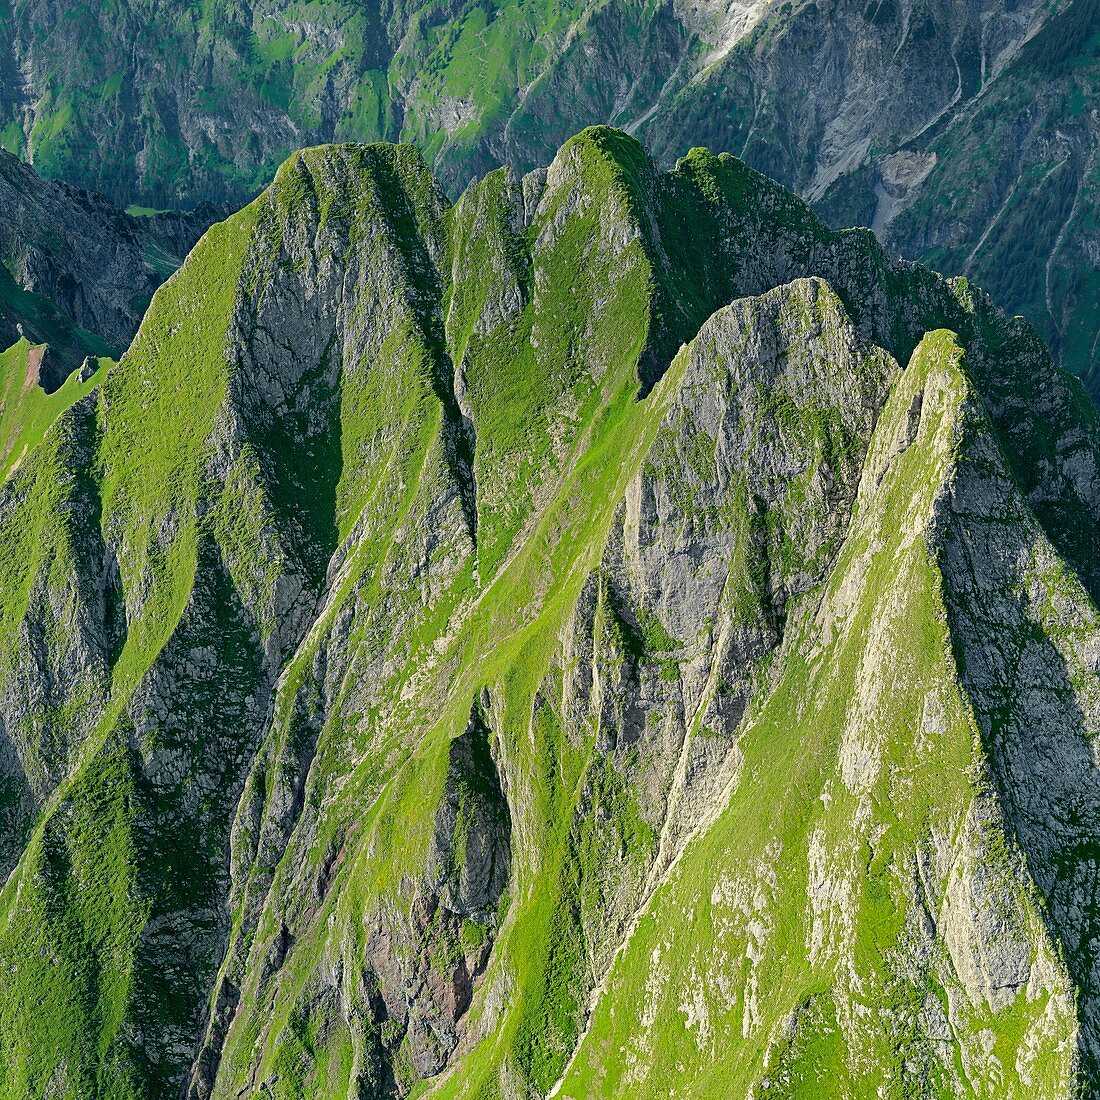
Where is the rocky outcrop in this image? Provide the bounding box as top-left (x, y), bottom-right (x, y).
top-left (556, 327), bottom-right (1094, 1096)
top-left (0, 149), bottom-right (226, 380)
top-left (640, 0), bottom-right (1100, 398)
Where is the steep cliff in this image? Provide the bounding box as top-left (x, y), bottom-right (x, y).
top-left (640, 0), bottom-right (1100, 421)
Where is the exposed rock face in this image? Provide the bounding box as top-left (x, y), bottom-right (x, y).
top-left (0, 149), bottom-right (226, 381)
top-left (638, 0), bottom-right (1100, 406)
top-left (427, 701), bottom-right (511, 920)
top-left (0, 128), bottom-right (1098, 1100)
top-left (0, 0), bottom-right (1093, 392)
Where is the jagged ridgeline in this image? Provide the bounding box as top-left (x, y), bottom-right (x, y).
top-left (2, 125), bottom-right (1100, 1099)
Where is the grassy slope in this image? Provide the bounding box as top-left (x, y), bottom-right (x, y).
top-left (208, 127), bottom-right (673, 1099)
top-left (0, 200), bottom-right (260, 1100)
top-left (0, 137), bottom-right (486, 1099)
top-left (555, 330), bottom-right (1077, 1098)
top-left (0, 338), bottom-right (110, 477)
top-left (0, 266), bottom-right (117, 379)
top-left (210, 135), bottom-right (1100, 1095)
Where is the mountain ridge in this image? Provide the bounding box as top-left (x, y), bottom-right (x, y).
top-left (0, 128), bottom-right (1098, 1098)
top-left (0, 146), bottom-right (226, 386)
top-left (0, 0), bottom-right (1094, 392)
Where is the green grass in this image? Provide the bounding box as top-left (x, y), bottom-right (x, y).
top-left (555, 331), bottom-right (1077, 1098)
top-left (0, 265), bottom-right (117, 375)
top-left (0, 338), bottom-right (111, 479)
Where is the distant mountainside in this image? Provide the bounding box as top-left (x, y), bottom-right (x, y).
top-left (0, 0), bottom-right (1095, 389)
top-left (2, 127), bottom-right (1100, 1099)
top-left (640, 0), bottom-right (1100, 396)
top-left (0, 148), bottom-right (225, 386)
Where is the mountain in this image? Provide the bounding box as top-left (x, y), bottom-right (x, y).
top-left (637, 0), bottom-right (1100, 429)
top-left (0, 148), bottom-right (226, 387)
top-left (1, 127), bottom-right (1099, 1099)
top-left (0, 0), bottom-right (1095, 390)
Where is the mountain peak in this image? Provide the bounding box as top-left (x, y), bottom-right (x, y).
top-left (0, 129), bottom-right (1098, 1099)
